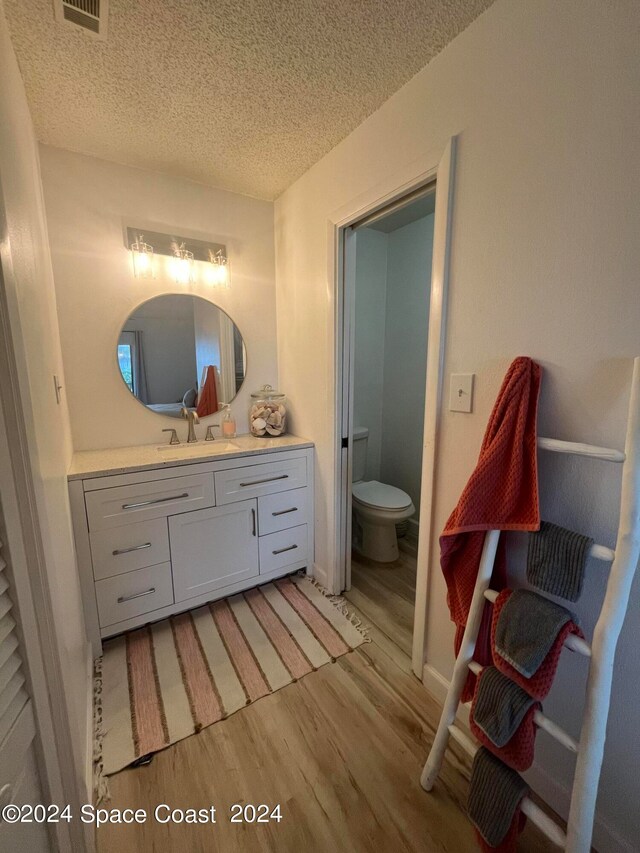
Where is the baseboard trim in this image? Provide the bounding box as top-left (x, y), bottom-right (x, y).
top-left (422, 664), bottom-right (633, 853)
top-left (311, 562), bottom-right (331, 592)
top-left (407, 517), bottom-right (419, 540)
top-left (398, 518), bottom-right (419, 558)
top-left (422, 663), bottom-right (470, 728)
top-left (524, 762), bottom-right (634, 853)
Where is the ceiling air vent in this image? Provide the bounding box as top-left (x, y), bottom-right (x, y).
top-left (53, 0), bottom-right (109, 40)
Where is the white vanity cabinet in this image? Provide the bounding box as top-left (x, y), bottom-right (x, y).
top-left (68, 440), bottom-right (314, 655)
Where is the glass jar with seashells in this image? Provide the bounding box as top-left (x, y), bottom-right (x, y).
top-left (249, 384), bottom-right (287, 437)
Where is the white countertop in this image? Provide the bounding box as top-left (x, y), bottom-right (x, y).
top-left (68, 434), bottom-right (314, 480)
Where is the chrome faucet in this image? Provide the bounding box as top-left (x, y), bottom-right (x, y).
top-left (181, 407), bottom-right (199, 443)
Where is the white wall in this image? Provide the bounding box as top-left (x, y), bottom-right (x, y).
top-left (380, 215), bottom-right (433, 511)
top-left (354, 216), bottom-right (433, 509)
top-left (39, 146), bottom-right (277, 451)
top-left (353, 228), bottom-right (387, 480)
top-left (275, 1), bottom-right (640, 849)
top-left (0, 3), bottom-right (91, 802)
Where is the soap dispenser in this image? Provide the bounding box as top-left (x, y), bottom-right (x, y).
top-left (221, 404), bottom-right (236, 438)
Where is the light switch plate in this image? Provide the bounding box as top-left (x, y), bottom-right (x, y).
top-left (450, 373), bottom-right (474, 413)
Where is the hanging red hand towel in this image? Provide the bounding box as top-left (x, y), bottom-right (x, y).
top-left (196, 365), bottom-right (220, 418)
top-left (440, 356), bottom-right (542, 699)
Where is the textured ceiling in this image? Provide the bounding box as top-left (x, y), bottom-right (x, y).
top-left (5, 0), bottom-right (494, 200)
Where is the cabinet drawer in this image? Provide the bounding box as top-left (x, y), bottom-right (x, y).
top-left (215, 457), bottom-right (306, 505)
top-left (85, 473), bottom-right (215, 531)
top-left (258, 488), bottom-right (309, 536)
top-left (95, 562), bottom-right (174, 627)
top-left (259, 524), bottom-right (308, 574)
top-left (90, 518), bottom-right (170, 581)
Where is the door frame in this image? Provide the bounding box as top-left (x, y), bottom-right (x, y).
top-left (332, 137), bottom-right (456, 678)
top-left (0, 211), bottom-right (92, 852)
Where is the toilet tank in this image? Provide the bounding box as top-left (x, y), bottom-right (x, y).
top-left (352, 426), bottom-right (369, 482)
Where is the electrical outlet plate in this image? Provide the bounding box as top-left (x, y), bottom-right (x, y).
top-left (449, 373), bottom-right (474, 413)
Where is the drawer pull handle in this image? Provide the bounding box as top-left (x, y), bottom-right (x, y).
top-left (251, 508), bottom-right (257, 537)
top-left (122, 492), bottom-right (189, 510)
top-left (272, 544), bottom-right (298, 555)
top-left (117, 588), bottom-right (156, 604)
top-left (239, 474), bottom-right (289, 488)
top-left (272, 507), bottom-right (298, 517)
top-left (112, 543), bottom-right (152, 556)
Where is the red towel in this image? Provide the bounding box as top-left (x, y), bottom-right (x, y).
top-left (440, 357), bottom-right (542, 700)
top-left (491, 590), bottom-right (584, 701)
top-left (475, 813), bottom-right (527, 853)
top-left (196, 365), bottom-right (219, 418)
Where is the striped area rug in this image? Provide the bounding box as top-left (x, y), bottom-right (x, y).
top-left (96, 576), bottom-right (367, 777)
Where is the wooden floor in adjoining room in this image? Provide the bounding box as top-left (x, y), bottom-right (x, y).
top-left (346, 548), bottom-right (418, 657)
top-left (98, 563), bottom-right (558, 853)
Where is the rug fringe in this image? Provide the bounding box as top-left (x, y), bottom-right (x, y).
top-left (298, 572), bottom-right (372, 642)
top-left (93, 656), bottom-right (110, 803)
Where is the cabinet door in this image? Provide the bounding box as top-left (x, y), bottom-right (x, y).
top-left (169, 499), bottom-right (259, 603)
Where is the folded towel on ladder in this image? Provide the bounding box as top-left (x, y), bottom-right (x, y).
top-left (470, 666), bottom-right (541, 771)
top-left (527, 520), bottom-right (593, 602)
top-left (491, 589), bottom-right (584, 700)
top-left (468, 747), bottom-right (529, 852)
top-left (440, 357), bottom-right (542, 700)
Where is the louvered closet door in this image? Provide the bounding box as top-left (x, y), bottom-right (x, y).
top-left (0, 540), bottom-right (28, 744)
top-left (0, 537), bottom-right (49, 852)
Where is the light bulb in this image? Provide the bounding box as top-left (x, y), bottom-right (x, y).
top-left (207, 250), bottom-right (230, 287)
top-left (135, 252), bottom-right (150, 274)
top-left (131, 235), bottom-right (154, 278)
top-left (172, 243), bottom-right (194, 284)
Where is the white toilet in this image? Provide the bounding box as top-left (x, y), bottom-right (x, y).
top-left (351, 426), bottom-right (415, 563)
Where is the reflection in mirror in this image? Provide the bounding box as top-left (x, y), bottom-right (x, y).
top-left (117, 294), bottom-right (246, 419)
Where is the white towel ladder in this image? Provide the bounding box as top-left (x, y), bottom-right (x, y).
top-left (420, 357), bottom-right (640, 853)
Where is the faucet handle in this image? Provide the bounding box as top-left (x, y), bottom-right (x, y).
top-left (205, 425), bottom-right (217, 441)
top-left (162, 428), bottom-right (180, 445)
top-left (181, 406), bottom-right (200, 422)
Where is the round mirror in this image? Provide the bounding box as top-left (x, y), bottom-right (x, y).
top-left (116, 294), bottom-right (246, 419)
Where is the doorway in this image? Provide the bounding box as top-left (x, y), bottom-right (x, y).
top-left (339, 190), bottom-right (436, 657)
top-left (333, 138), bottom-right (455, 677)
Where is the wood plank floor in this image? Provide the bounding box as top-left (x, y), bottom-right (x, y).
top-left (345, 549), bottom-right (418, 656)
top-left (98, 570), bottom-right (558, 853)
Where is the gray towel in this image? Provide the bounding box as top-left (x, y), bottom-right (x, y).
top-left (527, 520), bottom-right (593, 602)
top-left (495, 589), bottom-right (575, 678)
top-left (472, 666), bottom-right (537, 747)
top-left (468, 748), bottom-right (529, 847)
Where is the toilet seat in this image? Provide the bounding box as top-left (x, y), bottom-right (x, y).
top-left (352, 480), bottom-right (412, 511)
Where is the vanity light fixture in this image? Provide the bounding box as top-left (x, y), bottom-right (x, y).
top-left (172, 242), bottom-right (195, 285)
top-left (208, 248), bottom-right (230, 287)
top-left (125, 227), bottom-right (228, 286)
top-left (130, 234), bottom-right (154, 278)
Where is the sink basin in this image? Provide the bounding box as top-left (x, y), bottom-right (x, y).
top-left (156, 441), bottom-right (239, 459)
